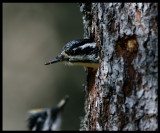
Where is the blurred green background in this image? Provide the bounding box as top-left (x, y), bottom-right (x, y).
top-left (3, 3), bottom-right (86, 131)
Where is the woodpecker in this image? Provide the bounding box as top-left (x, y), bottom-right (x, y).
top-left (27, 95), bottom-right (69, 131)
top-left (45, 39), bottom-right (99, 68)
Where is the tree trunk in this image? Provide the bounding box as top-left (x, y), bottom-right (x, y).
top-left (80, 3), bottom-right (158, 131)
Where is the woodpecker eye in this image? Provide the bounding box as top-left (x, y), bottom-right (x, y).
top-left (45, 39), bottom-right (99, 67)
top-left (63, 39), bottom-right (95, 55)
top-left (50, 108), bottom-right (59, 122)
top-left (65, 49), bottom-right (75, 55)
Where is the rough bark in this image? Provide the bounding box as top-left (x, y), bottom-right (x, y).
top-left (80, 3), bottom-right (158, 131)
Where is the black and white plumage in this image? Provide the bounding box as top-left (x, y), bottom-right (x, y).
top-left (27, 95), bottom-right (69, 131)
top-left (45, 39), bottom-right (99, 68)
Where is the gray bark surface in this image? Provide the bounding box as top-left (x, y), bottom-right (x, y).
top-left (80, 3), bottom-right (158, 131)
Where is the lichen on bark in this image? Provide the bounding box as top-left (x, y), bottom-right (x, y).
top-left (80, 3), bottom-right (158, 131)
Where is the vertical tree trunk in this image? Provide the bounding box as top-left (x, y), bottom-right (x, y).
top-left (80, 3), bottom-right (158, 131)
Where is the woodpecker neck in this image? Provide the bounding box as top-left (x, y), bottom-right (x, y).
top-left (64, 61), bottom-right (99, 68)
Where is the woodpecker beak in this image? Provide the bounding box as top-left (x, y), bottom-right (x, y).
top-left (45, 57), bottom-right (60, 65)
top-left (57, 95), bottom-right (69, 109)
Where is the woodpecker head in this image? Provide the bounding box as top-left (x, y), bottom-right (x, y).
top-left (27, 95), bottom-right (69, 131)
top-left (45, 39), bottom-right (99, 68)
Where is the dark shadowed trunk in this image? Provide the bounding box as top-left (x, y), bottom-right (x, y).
top-left (80, 3), bottom-right (158, 131)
